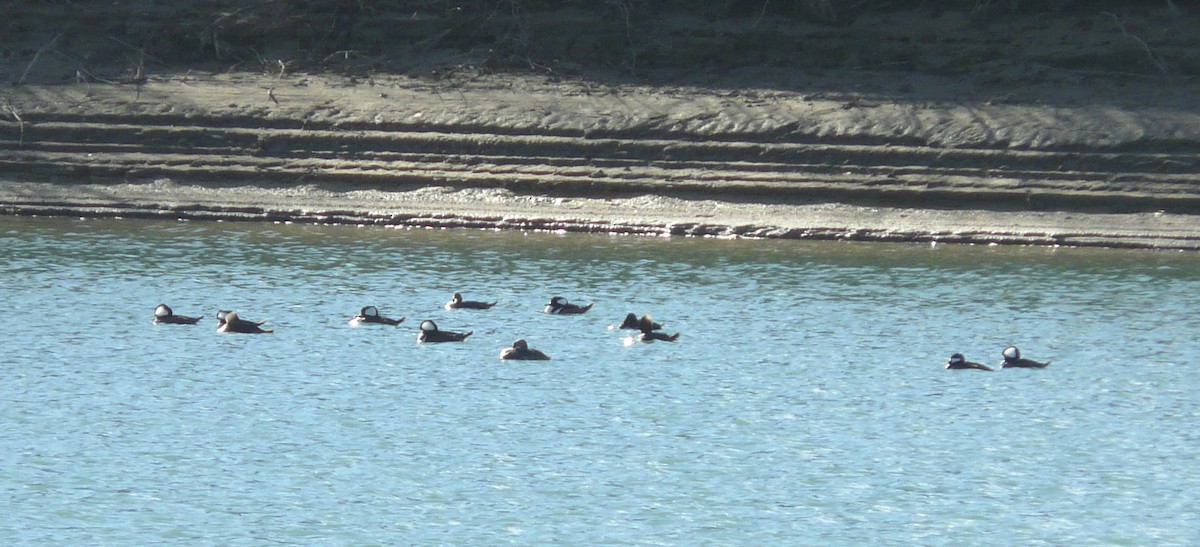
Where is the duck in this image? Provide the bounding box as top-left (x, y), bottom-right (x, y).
top-left (946, 353), bottom-right (993, 371)
top-left (417, 319), bottom-right (472, 343)
top-left (216, 310), bottom-right (273, 334)
top-left (544, 296), bottom-right (593, 315)
top-left (153, 304), bottom-right (202, 325)
top-left (350, 305), bottom-right (404, 326)
top-left (500, 339), bottom-right (551, 360)
top-left (1001, 345), bottom-right (1050, 368)
top-left (619, 313), bottom-right (662, 330)
top-left (637, 314), bottom-right (680, 342)
top-left (445, 292), bottom-right (497, 310)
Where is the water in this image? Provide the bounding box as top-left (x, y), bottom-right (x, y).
top-left (1, 216), bottom-right (1198, 545)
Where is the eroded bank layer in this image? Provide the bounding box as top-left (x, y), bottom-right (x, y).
top-left (2, 73), bottom-right (1199, 249)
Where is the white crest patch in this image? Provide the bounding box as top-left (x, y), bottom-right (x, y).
top-left (1003, 346), bottom-right (1020, 360)
top-left (155, 304), bottom-right (171, 317)
top-left (949, 354), bottom-right (964, 365)
top-left (362, 306), bottom-right (379, 317)
top-left (420, 320), bottom-right (438, 332)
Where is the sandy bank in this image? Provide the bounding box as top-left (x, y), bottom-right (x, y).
top-left (5, 177), bottom-right (1200, 250)
top-left (2, 68), bottom-right (1199, 250)
top-left (4, 2), bottom-right (1200, 249)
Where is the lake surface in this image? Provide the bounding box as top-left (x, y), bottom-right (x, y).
top-left (1, 216), bottom-right (1198, 545)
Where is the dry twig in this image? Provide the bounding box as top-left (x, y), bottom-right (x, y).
top-left (750, 0), bottom-right (771, 29)
top-left (18, 33), bottom-right (61, 85)
top-left (67, 61), bottom-right (117, 85)
top-left (322, 50), bottom-right (360, 63)
top-left (3, 101), bottom-right (27, 146)
top-left (109, 36), bottom-right (162, 63)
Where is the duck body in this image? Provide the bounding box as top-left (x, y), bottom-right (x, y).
top-left (1001, 346), bottom-right (1050, 368)
top-left (619, 313), bottom-right (662, 330)
top-left (154, 304), bottom-right (202, 325)
top-left (500, 339), bottom-right (551, 360)
top-left (350, 305), bottom-right (404, 326)
top-left (417, 320), bottom-right (472, 343)
top-left (946, 353), bottom-right (993, 371)
top-left (638, 331), bottom-right (681, 342)
top-left (445, 292), bottom-right (497, 310)
top-left (636, 314), bottom-right (679, 342)
top-left (544, 296), bottom-right (593, 315)
top-left (217, 310), bottom-right (273, 334)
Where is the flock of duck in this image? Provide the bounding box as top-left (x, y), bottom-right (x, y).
top-left (153, 293), bottom-right (681, 360)
top-left (156, 297), bottom-right (1047, 368)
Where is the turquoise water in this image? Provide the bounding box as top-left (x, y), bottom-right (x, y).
top-left (1, 216), bottom-right (1198, 545)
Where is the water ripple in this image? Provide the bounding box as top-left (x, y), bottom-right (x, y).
top-left (1, 217), bottom-right (1198, 544)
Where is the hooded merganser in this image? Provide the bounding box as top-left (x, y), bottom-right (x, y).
top-left (544, 296), bottom-right (593, 315)
top-left (154, 304), bottom-right (202, 325)
top-left (350, 305), bottom-right (405, 326)
top-left (1001, 346), bottom-right (1050, 368)
top-left (619, 313), bottom-right (662, 330)
top-left (946, 353), bottom-right (993, 371)
top-left (636, 314), bottom-right (679, 342)
top-left (216, 310), bottom-right (272, 334)
top-left (500, 339), bottom-right (551, 360)
top-left (445, 292), bottom-right (497, 310)
top-left (417, 319), bottom-right (472, 343)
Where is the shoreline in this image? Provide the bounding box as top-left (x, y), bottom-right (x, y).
top-left (3, 70), bottom-right (1200, 250)
top-left (4, 179), bottom-right (1198, 250)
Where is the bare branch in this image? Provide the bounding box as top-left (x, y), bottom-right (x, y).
top-left (3, 101), bottom-right (26, 146)
top-left (18, 33), bottom-right (61, 85)
top-left (1100, 11), bottom-right (1168, 75)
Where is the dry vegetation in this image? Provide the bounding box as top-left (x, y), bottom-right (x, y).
top-left (4, 0), bottom-right (1195, 85)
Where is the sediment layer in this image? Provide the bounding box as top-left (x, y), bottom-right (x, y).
top-left (2, 72), bottom-right (1199, 249)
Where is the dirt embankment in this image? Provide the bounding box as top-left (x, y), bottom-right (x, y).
top-left (2, 2), bottom-right (1199, 249)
